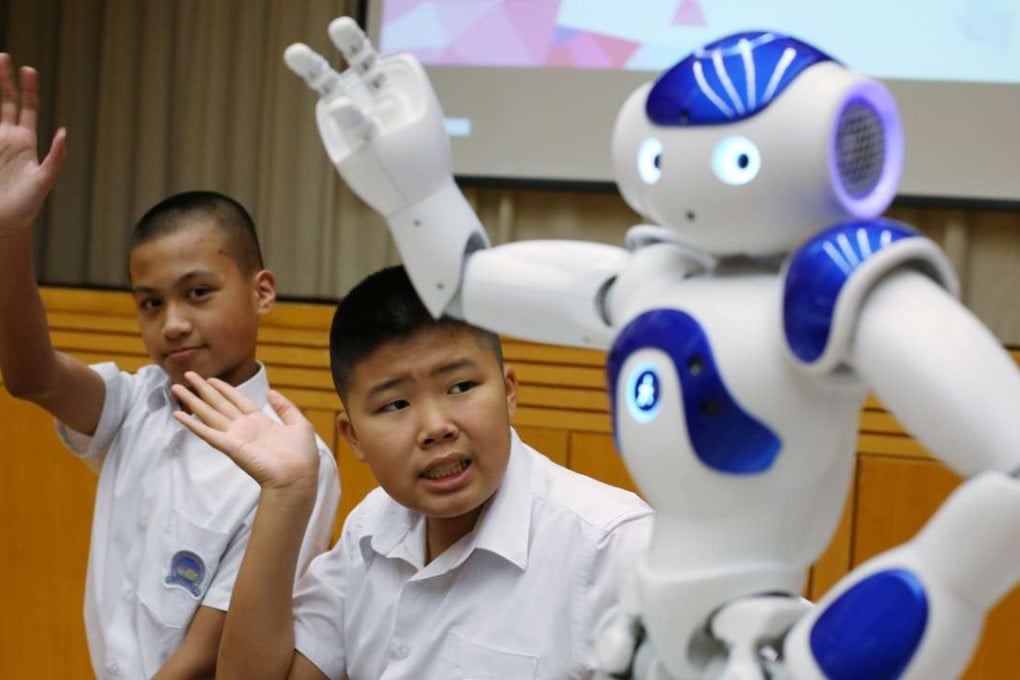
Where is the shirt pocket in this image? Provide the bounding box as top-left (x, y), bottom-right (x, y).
top-left (438, 630), bottom-right (538, 680)
top-left (138, 509), bottom-right (233, 629)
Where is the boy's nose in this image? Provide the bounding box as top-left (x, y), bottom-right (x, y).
top-left (161, 304), bottom-right (192, 339)
top-left (418, 405), bottom-right (459, 447)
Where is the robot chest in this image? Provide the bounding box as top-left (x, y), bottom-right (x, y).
top-left (607, 305), bottom-right (787, 475)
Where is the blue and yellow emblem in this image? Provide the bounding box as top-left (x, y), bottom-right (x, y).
top-left (166, 550), bottom-right (206, 597)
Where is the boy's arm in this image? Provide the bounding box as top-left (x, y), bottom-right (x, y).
top-left (0, 53), bottom-right (105, 435)
top-left (151, 606), bottom-right (224, 679)
top-left (171, 371), bottom-right (326, 680)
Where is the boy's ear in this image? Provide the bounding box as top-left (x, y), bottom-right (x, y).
top-left (253, 269), bottom-right (276, 315)
top-left (337, 411), bottom-right (367, 462)
top-left (503, 365), bottom-right (518, 418)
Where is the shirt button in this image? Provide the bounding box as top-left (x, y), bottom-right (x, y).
top-left (122, 585), bottom-right (135, 600)
top-left (392, 641), bottom-right (410, 659)
top-left (106, 660), bottom-right (120, 677)
top-left (139, 514), bottom-right (149, 528)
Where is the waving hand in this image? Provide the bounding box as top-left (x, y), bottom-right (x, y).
top-left (171, 372), bottom-right (320, 493)
top-left (0, 53), bottom-right (66, 234)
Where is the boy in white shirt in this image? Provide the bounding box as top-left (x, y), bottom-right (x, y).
top-left (0, 54), bottom-right (339, 678)
top-left (173, 265), bottom-right (652, 679)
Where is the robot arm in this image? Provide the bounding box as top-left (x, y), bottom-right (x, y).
top-left (286, 18), bottom-right (629, 348)
top-left (849, 267), bottom-right (1020, 477)
top-left (457, 241), bottom-right (626, 349)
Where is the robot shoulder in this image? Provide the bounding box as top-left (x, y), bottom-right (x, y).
top-left (782, 219), bottom-right (957, 374)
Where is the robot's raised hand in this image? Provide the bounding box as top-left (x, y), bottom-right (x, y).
top-left (284, 17), bottom-right (453, 218)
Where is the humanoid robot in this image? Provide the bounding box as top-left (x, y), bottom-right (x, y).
top-left (285, 21), bottom-right (1020, 679)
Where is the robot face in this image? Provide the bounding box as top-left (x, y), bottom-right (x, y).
top-left (611, 33), bottom-right (903, 257)
top-left (613, 87), bottom-right (797, 255)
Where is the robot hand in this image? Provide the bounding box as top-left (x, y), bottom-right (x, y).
top-left (287, 17), bottom-right (488, 317)
top-left (593, 574), bottom-right (674, 680)
top-left (284, 17), bottom-right (454, 218)
top-left (594, 602), bottom-right (645, 678)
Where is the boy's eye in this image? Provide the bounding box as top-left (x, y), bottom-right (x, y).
top-left (188, 286), bottom-right (212, 300)
top-left (449, 381), bottom-right (477, 395)
top-left (378, 399), bottom-right (410, 413)
top-left (137, 298), bottom-right (162, 312)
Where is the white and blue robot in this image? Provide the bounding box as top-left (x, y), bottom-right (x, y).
top-left (286, 21), bottom-right (1020, 679)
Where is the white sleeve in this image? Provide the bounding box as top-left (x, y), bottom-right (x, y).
top-left (54, 361), bottom-right (135, 472)
top-left (292, 524), bottom-right (358, 680)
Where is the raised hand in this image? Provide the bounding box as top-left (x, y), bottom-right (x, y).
top-left (0, 53), bottom-right (66, 234)
top-left (171, 372), bottom-right (320, 493)
top-left (284, 17), bottom-right (453, 218)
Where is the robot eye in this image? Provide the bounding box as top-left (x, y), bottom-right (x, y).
top-left (637, 137), bottom-right (663, 185)
top-left (711, 135), bottom-right (761, 186)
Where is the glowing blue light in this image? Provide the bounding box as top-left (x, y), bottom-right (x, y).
top-left (711, 135), bottom-right (761, 185)
top-left (626, 363), bottom-right (662, 423)
top-left (637, 137), bottom-right (663, 185)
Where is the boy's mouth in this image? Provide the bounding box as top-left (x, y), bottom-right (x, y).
top-left (166, 346), bottom-right (203, 361)
top-left (421, 458), bottom-right (471, 480)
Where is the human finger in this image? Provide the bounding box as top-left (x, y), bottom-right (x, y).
top-left (0, 54), bottom-right (17, 125)
top-left (182, 371), bottom-right (244, 420)
top-left (172, 409), bottom-right (235, 456)
top-left (266, 389), bottom-right (307, 427)
top-left (39, 127), bottom-right (66, 190)
top-left (170, 381), bottom-right (232, 431)
top-left (16, 66), bottom-right (38, 131)
top-left (206, 375), bottom-right (262, 415)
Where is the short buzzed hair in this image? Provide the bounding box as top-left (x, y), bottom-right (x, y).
top-left (330, 265), bottom-right (503, 402)
top-left (130, 191), bottom-right (264, 275)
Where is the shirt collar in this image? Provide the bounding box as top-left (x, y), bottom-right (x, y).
top-left (148, 362), bottom-right (271, 412)
top-left (470, 429), bottom-right (532, 571)
top-left (362, 428), bottom-right (534, 573)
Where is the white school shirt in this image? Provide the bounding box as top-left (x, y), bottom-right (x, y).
top-left (58, 362), bottom-right (340, 680)
top-left (292, 430), bottom-right (652, 680)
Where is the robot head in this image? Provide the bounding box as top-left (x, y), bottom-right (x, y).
top-left (613, 32), bottom-right (904, 256)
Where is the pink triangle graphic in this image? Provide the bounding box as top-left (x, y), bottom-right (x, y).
top-left (671, 0), bottom-right (706, 27)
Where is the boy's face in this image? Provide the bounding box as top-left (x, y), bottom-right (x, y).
top-left (338, 325), bottom-right (518, 524)
top-left (128, 220), bottom-right (275, 386)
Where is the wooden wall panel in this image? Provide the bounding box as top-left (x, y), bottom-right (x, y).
top-left (2, 287), bottom-right (1019, 678)
top-left (332, 436), bottom-right (379, 541)
top-left (0, 391), bottom-right (95, 678)
top-left (567, 432), bottom-right (640, 495)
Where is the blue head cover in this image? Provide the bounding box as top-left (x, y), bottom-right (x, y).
top-left (647, 31), bottom-right (837, 126)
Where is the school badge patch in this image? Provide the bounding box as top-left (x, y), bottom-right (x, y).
top-left (165, 550), bottom-right (206, 597)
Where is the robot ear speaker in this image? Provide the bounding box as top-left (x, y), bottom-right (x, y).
top-left (833, 98), bottom-right (887, 201)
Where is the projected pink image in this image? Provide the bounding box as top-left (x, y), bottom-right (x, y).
top-left (379, 0), bottom-right (707, 69)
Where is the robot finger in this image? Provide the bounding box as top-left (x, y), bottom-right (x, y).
top-left (326, 95), bottom-right (375, 143)
top-left (328, 17), bottom-right (387, 95)
top-left (284, 43), bottom-right (344, 97)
